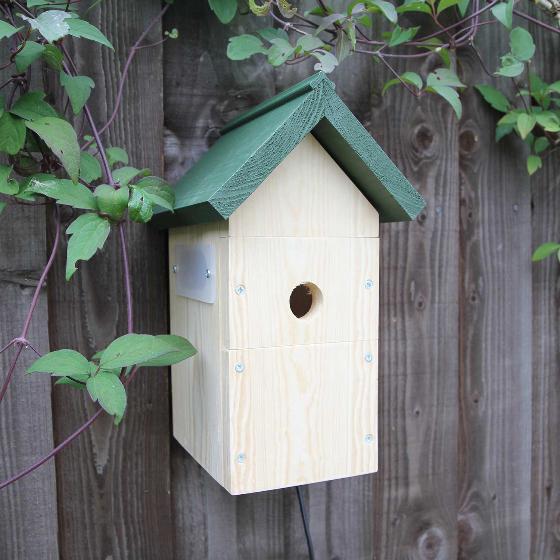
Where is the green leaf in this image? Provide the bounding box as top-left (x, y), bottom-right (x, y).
top-left (437, 0), bottom-right (460, 14)
top-left (427, 68), bottom-right (465, 88)
top-left (133, 176), bottom-right (174, 210)
top-left (128, 188), bottom-right (153, 223)
top-left (388, 25), bottom-right (419, 47)
top-left (457, 0), bottom-right (470, 16)
top-left (42, 44), bottom-right (63, 69)
top-left (0, 113), bottom-right (26, 155)
top-left (10, 91), bottom-right (58, 121)
top-left (369, 0), bottom-right (397, 22)
top-left (15, 41), bottom-right (45, 73)
top-left (495, 123), bottom-right (514, 142)
top-left (112, 166), bottom-right (149, 186)
top-left (87, 372), bottom-right (126, 424)
top-left (100, 334), bottom-right (179, 369)
top-left (65, 213), bottom-right (110, 280)
top-left (0, 165), bottom-right (19, 195)
top-left (27, 349), bottom-right (91, 376)
top-left (382, 71), bottom-right (422, 94)
top-left (20, 10), bottom-right (71, 43)
top-left (0, 20), bottom-right (20, 40)
top-left (474, 84), bottom-right (510, 113)
top-left (79, 152), bottom-right (102, 183)
top-left (26, 117), bottom-right (80, 182)
top-left (517, 113), bottom-right (536, 139)
top-left (139, 335), bottom-right (197, 366)
top-left (431, 85), bottom-right (462, 118)
top-left (296, 34), bottom-right (324, 52)
top-left (60, 72), bottom-right (94, 115)
top-left (311, 50), bottom-right (338, 73)
top-left (527, 154), bottom-right (542, 175)
top-left (67, 18), bottom-right (113, 49)
top-left (397, 2), bottom-right (431, 14)
top-left (257, 28), bottom-right (289, 42)
top-left (532, 242), bottom-right (560, 261)
top-left (549, 81), bottom-right (560, 94)
top-left (227, 34), bottom-right (267, 60)
top-left (495, 54), bottom-right (524, 77)
top-left (94, 184), bottom-right (129, 220)
top-left (105, 146), bottom-right (128, 167)
top-left (208, 0), bottom-right (237, 23)
top-left (28, 177), bottom-right (97, 210)
top-left (534, 136), bottom-right (550, 154)
top-left (491, 0), bottom-right (513, 28)
top-left (535, 112), bottom-right (560, 132)
top-left (55, 376), bottom-right (88, 389)
top-left (510, 27), bottom-right (535, 61)
top-left (267, 38), bottom-right (295, 66)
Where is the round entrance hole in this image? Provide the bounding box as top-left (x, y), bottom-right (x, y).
top-left (289, 282), bottom-right (322, 319)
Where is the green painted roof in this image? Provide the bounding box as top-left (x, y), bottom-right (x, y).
top-left (153, 72), bottom-right (425, 228)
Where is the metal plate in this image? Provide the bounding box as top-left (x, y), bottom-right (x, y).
top-left (174, 243), bottom-right (216, 304)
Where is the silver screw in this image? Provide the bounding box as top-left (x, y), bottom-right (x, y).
top-left (364, 434), bottom-right (374, 444)
top-left (364, 352), bottom-right (373, 363)
top-left (172, 264), bottom-right (177, 274)
top-left (235, 284), bottom-right (246, 296)
top-left (236, 452), bottom-right (246, 464)
top-left (364, 279), bottom-right (374, 289)
top-left (234, 362), bottom-right (245, 373)
top-left (205, 269), bottom-right (211, 279)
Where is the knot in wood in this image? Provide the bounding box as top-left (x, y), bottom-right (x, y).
top-left (417, 526), bottom-right (446, 560)
top-left (459, 129), bottom-right (478, 155)
top-left (412, 124), bottom-right (436, 156)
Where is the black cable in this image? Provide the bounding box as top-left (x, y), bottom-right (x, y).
top-left (296, 485), bottom-right (315, 560)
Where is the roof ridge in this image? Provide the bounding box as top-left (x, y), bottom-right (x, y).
top-left (221, 72), bottom-right (334, 135)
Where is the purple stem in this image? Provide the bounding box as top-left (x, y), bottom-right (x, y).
top-left (0, 215), bottom-right (61, 404)
top-left (119, 223), bottom-right (134, 334)
top-left (513, 8), bottom-right (560, 34)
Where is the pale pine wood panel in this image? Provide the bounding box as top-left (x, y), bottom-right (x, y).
top-left (169, 223), bottom-right (228, 486)
top-left (227, 340), bottom-right (378, 495)
top-left (228, 134), bottom-right (380, 238)
top-left (228, 237), bottom-right (379, 349)
top-left (458, 42), bottom-right (532, 559)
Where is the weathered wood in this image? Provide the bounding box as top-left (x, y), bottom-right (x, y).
top-left (47, 2), bottom-right (172, 558)
top-left (0, 204), bottom-right (59, 559)
top-left (457, 41), bottom-right (532, 559)
top-left (529, 15), bottom-right (560, 559)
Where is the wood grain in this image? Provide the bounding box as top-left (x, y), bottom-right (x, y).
top-left (457, 41), bottom-right (532, 559)
top-left (529, 13), bottom-right (560, 559)
top-left (47, 2), bottom-right (173, 558)
top-left (0, 203), bottom-right (59, 559)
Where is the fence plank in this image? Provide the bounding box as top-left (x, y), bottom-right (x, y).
top-left (47, 2), bottom-right (172, 558)
top-left (0, 204), bottom-right (59, 559)
top-left (457, 42), bottom-right (532, 559)
top-left (528, 16), bottom-right (560, 559)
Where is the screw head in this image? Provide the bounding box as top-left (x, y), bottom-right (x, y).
top-left (364, 279), bottom-right (374, 290)
top-left (172, 264), bottom-right (178, 274)
top-left (364, 352), bottom-right (373, 363)
top-left (205, 269), bottom-right (211, 279)
top-left (235, 284), bottom-right (246, 296)
top-left (234, 362), bottom-right (245, 373)
top-left (364, 434), bottom-right (374, 444)
top-left (236, 452), bottom-right (246, 464)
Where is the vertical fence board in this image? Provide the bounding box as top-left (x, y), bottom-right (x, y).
top-left (48, 2), bottom-right (171, 558)
top-left (457, 43), bottom-right (532, 559)
top-left (0, 204), bottom-right (59, 559)
top-left (529, 16), bottom-right (560, 559)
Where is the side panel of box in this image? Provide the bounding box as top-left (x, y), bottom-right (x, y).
top-left (227, 340), bottom-right (379, 495)
top-left (169, 223), bottom-right (229, 487)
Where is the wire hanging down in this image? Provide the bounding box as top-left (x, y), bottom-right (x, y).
top-left (296, 485), bottom-right (316, 560)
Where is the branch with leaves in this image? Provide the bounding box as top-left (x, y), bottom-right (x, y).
top-left (0, 0), bottom-right (192, 490)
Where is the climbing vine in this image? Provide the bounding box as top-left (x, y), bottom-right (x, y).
top-left (0, 0), bottom-right (194, 490)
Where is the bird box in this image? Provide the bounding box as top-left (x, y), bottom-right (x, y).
top-left (154, 73), bottom-right (425, 495)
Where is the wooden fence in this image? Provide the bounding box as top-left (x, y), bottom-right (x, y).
top-left (0, 1), bottom-right (558, 558)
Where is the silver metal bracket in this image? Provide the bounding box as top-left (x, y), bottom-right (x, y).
top-left (174, 243), bottom-right (216, 304)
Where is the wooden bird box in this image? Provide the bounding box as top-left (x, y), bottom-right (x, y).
top-left (154, 73), bottom-right (425, 495)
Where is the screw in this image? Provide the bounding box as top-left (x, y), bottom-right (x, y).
top-left (205, 269), bottom-right (211, 279)
top-left (234, 362), bottom-right (245, 373)
top-left (364, 352), bottom-right (373, 363)
top-left (172, 264), bottom-right (177, 273)
top-left (235, 284), bottom-right (246, 296)
top-left (236, 452), bottom-right (246, 464)
top-left (364, 279), bottom-right (374, 289)
top-left (364, 434), bottom-right (374, 444)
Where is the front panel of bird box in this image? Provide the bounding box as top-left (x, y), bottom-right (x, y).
top-left (169, 134), bottom-right (380, 495)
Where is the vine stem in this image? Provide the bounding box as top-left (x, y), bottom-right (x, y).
top-left (513, 8), bottom-right (560, 34)
top-left (119, 222), bottom-right (133, 334)
top-left (0, 214), bottom-right (61, 404)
